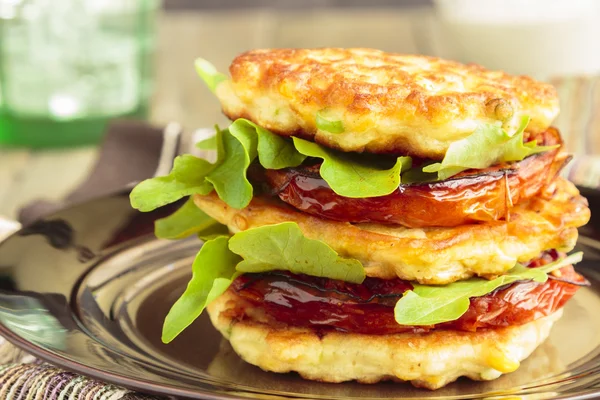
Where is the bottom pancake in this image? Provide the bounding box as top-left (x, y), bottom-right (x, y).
top-left (207, 290), bottom-right (563, 390)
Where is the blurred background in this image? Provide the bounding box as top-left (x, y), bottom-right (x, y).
top-left (1, 0), bottom-right (599, 219)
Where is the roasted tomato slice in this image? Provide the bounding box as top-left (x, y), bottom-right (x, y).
top-left (230, 254), bottom-right (588, 335)
top-left (257, 128), bottom-right (567, 228)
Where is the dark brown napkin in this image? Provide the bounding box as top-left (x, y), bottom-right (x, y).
top-left (18, 120), bottom-right (178, 225)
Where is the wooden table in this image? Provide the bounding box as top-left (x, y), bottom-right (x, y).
top-left (0, 8), bottom-right (424, 220)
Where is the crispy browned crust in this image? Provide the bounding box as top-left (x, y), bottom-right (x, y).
top-left (208, 290), bottom-right (563, 389)
top-left (193, 178), bottom-right (589, 284)
top-left (216, 48), bottom-right (559, 157)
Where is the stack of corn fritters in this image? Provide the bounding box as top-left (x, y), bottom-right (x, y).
top-left (131, 49), bottom-right (590, 389)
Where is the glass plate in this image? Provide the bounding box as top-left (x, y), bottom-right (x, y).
top-left (0, 190), bottom-right (600, 400)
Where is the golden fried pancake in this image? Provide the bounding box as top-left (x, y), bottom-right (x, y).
top-left (208, 290), bottom-right (563, 390)
top-left (216, 48), bottom-right (559, 158)
top-left (194, 178), bottom-right (589, 284)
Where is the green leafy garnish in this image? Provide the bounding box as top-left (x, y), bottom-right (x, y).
top-left (230, 222), bottom-right (365, 283)
top-left (423, 116), bottom-right (559, 180)
top-left (293, 137), bottom-right (411, 198)
top-left (131, 117), bottom-right (416, 210)
top-left (195, 58), bottom-right (228, 93)
top-left (130, 119), bottom-right (306, 212)
top-left (162, 236), bottom-right (241, 343)
top-left (196, 135), bottom-right (217, 150)
top-left (394, 252), bottom-right (583, 326)
top-left (400, 161), bottom-right (439, 184)
top-left (316, 110), bottom-right (344, 133)
top-left (155, 198), bottom-right (221, 240)
top-left (130, 155), bottom-right (214, 212)
top-left (196, 223), bottom-right (230, 241)
top-left (162, 222), bottom-right (366, 342)
top-left (231, 119), bottom-right (306, 170)
top-left (195, 125), bottom-right (222, 150)
top-left (205, 123), bottom-right (255, 209)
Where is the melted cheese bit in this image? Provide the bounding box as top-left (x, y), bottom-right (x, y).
top-left (486, 346), bottom-right (520, 373)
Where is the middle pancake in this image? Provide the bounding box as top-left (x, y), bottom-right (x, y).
top-left (194, 177), bottom-right (589, 284)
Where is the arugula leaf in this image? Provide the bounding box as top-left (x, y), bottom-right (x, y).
top-left (292, 137), bottom-right (412, 198)
top-left (423, 116), bottom-right (559, 180)
top-left (162, 236), bottom-right (241, 343)
top-left (229, 119), bottom-right (306, 169)
top-left (205, 125), bottom-right (255, 209)
top-left (196, 223), bottom-right (230, 241)
top-left (195, 58), bottom-right (228, 93)
top-left (400, 161), bottom-right (439, 184)
top-left (163, 222), bottom-right (366, 342)
top-left (316, 110), bottom-right (344, 133)
top-left (155, 198), bottom-right (222, 240)
top-left (130, 155), bottom-right (214, 212)
top-left (230, 222), bottom-right (366, 283)
top-left (204, 119), bottom-right (307, 208)
top-left (394, 252), bottom-right (583, 326)
top-left (130, 119), bottom-right (306, 212)
top-left (535, 252), bottom-right (583, 274)
top-left (196, 135), bottom-right (217, 150)
top-left (131, 129), bottom-right (254, 211)
top-left (196, 125), bottom-right (222, 150)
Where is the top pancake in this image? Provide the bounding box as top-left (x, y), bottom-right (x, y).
top-left (215, 48), bottom-right (559, 158)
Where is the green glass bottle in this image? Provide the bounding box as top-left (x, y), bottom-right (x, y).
top-left (0, 0), bottom-right (160, 148)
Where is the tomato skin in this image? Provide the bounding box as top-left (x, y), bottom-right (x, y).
top-left (447, 268), bottom-right (583, 332)
top-left (230, 264), bottom-right (586, 335)
top-left (257, 129), bottom-right (566, 228)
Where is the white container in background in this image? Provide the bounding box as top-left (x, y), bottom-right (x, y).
top-left (427, 0), bottom-right (600, 79)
